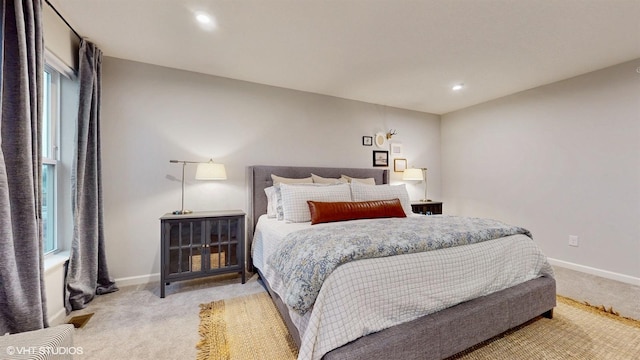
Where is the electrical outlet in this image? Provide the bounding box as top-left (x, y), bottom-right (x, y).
top-left (568, 235), bottom-right (579, 247)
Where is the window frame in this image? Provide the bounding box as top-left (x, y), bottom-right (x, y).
top-left (42, 64), bottom-right (61, 254)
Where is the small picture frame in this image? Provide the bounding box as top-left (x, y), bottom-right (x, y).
top-left (390, 143), bottom-right (403, 155)
top-left (362, 136), bottom-right (373, 146)
top-left (374, 133), bottom-right (387, 148)
top-left (373, 150), bottom-right (389, 167)
top-left (394, 158), bottom-right (407, 172)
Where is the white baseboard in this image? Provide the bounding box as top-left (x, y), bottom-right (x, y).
top-left (547, 257), bottom-right (640, 287)
top-left (114, 273), bottom-right (160, 288)
top-left (48, 308), bottom-right (68, 326)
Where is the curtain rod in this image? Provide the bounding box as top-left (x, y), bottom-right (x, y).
top-left (44, 0), bottom-right (82, 40)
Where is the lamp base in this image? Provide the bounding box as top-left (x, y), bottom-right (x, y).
top-left (419, 199), bottom-right (433, 202)
top-left (172, 209), bottom-right (193, 215)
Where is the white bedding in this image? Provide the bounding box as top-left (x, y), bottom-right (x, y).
top-left (252, 214), bottom-right (554, 360)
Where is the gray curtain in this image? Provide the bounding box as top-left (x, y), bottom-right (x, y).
top-left (65, 39), bottom-right (117, 312)
top-left (0, 0), bottom-right (48, 333)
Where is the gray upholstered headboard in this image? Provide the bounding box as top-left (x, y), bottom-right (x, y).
top-left (247, 165), bottom-right (389, 232)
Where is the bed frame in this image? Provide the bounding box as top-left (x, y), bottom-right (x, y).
top-left (248, 165), bottom-right (556, 360)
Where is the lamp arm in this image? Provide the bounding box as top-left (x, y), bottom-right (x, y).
top-left (413, 167), bottom-right (429, 202)
top-left (181, 162), bottom-right (186, 213)
top-left (170, 159), bottom-right (199, 214)
top-left (170, 160), bottom-right (200, 164)
top-left (421, 168), bottom-right (432, 202)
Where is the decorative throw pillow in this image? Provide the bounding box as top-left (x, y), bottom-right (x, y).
top-left (350, 181), bottom-right (412, 216)
top-left (340, 175), bottom-right (376, 185)
top-left (280, 183), bottom-right (352, 222)
top-left (307, 199), bottom-right (406, 225)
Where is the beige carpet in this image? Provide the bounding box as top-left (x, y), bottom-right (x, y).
top-left (197, 294), bottom-right (640, 360)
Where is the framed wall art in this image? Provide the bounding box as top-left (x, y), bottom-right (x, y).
top-left (390, 143), bottom-right (403, 156)
top-left (362, 136), bottom-right (373, 146)
top-left (374, 132), bottom-right (387, 148)
top-left (373, 150), bottom-right (389, 167)
top-left (394, 158), bottom-right (407, 172)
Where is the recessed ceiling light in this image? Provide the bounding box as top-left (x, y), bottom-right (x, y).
top-left (195, 13), bottom-right (212, 24)
top-left (452, 84), bottom-right (464, 91)
top-left (193, 11), bottom-right (217, 31)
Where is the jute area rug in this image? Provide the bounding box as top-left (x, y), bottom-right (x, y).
top-left (197, 292), bottom-right (640, 360)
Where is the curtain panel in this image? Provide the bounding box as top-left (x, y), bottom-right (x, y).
top-left (65, 39), bottom-right (117, 312)
top-left (0, 0), bottom-right (48, 333)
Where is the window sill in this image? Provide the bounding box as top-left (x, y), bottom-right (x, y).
top-left (44, 250), bottom-right (69, 275)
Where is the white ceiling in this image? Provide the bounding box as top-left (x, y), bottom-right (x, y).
top-left (49, 0), bottom-right (640, 115)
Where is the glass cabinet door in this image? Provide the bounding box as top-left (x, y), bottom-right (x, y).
top-left (207, 217), bottom-right (241, 268)
top-left (167, 219), bottom-right (204, 274)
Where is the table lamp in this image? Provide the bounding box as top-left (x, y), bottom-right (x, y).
top-left (170, 159), bottom-right (227, 214)
top-left (403, 167), bottom-right (430, 202)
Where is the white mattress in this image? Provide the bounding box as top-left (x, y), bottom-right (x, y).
top-left (252, 215), bottom-right (554, 360)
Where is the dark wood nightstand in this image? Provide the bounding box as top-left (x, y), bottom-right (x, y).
top-left (411, 201), bottom-right (443, 215)
top-left (159, 210), bottom-right (246, 298)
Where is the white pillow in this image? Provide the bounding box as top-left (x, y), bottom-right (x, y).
top-left (350, 182), bottom-right (412, 216)
top-left (280, 183), bottom-right (352, 222)
top-left (341, 175), bottom-right (376, 185)
top-left (311, 173), bottom-right (346, 184)
top-left (269, 175), bottom-right (313, 220)
top-left (271, 174), bottom-right (313, 185)
top-left (264, 186), bottom-right (277, 218)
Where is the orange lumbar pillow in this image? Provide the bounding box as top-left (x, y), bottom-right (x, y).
top-left (307, 199), bottom-right (407, 225)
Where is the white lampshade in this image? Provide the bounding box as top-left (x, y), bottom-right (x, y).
top-left (195, 160), bottom-right (227, 180)
top-left (402, 168), bottom-right (424, 181)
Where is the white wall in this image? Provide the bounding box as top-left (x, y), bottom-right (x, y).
top-left (100, 57), bottom-right (441, 283)
top-left (441, 59), bottom-right (640, 281)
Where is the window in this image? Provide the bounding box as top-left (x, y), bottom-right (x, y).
top-left (42, 65), bottom-right (60, 254)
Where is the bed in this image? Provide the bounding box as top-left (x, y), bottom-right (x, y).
top-left (248, 165), bottom-right (556, 360)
